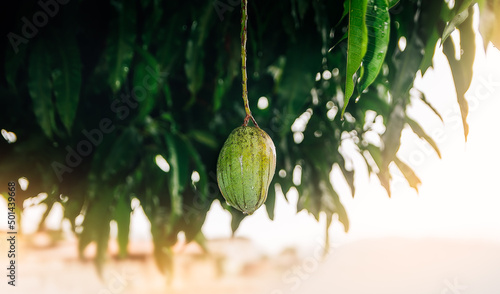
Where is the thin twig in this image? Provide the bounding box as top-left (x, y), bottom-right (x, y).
top-left (241, 0), bottom-right (258, 128)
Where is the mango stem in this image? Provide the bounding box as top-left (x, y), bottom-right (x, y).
top-left (241, 0), bottom-right (258, 128)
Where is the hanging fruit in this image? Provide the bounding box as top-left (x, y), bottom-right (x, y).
top-left (216, 0), bottom-right (276, 214)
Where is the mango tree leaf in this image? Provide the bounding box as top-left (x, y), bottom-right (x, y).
top-left (394, 157), bottom-right (421, 191)
top-left (332, 0), bottom-right (349, 30)
top-left (4, 43), bottom-right (27, 91)
top-left (133, 48), bottom-right (161, 121)
top-left (388, 0), bottom-right (400, 8)
top-left (213, 36), bottom-right (239, 112)
top-left (106, 0), bottom-right (136, 93)
top-left (406, 116), bottom-right (442, 158)
top-left (325, 178), bottom-right (349, 232)
top-left (329, 31), bottom-right (348, 52)
top-left (412, 88), bottom-right (443, 122)
top-left (140, 0), bottom-right (163, 47)
top-left (265, 183), bottom-right (277, 220)
top-left (296, 164), bottom-right (321, 218)
top-left (342, 0), bottom-right (368, 116)
top-left (114, 193), bottom-right (131, 259)
top-left (381, 102), bottom-right (405, 168)
top-left (151, 229), bottom-right (174, 276)
top-left (276, 42), bottom-right (321, 135)
top-left (479, 0), bottom-right (500, 49)
top-left (442, 9), bottom-right (475, 140)
top-left (164, 132), bottom-right (189, 221)
top-left (28, 39), bottom-right (56, 139)
top-left (51, 29), bottom-right (82, 133)
top-left (188, 130), bottom-right (218, 149)
top-left (419, 28), bottom-right (439, 75)
top-left (308, 150), bottom-right (349, 231)
top-left (94, 216), bottom-right (111, 277)
top-left (229, 206), bottom-right (246, 235)
top-left (184, 3), bottom-right (214, 108)
top-left (358, 0), bottom-right (390, 94)
top-left (441, 5), bottom-right (471, 44)
top-left (390, 0), bottom-right (441, 98)
top-left (337, 155), bottom-right (355, 197)
top-left (78, 189), bottom-right (113, 277)
top-left (102, 127), bottom-right (142, 180)
top-left (366, 143), bottom-right (392, 196)
top-left (292, 0), bottom-right (310, 24)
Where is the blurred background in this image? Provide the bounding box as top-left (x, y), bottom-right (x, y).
top-left (1, 0), bottom-right (500, 293)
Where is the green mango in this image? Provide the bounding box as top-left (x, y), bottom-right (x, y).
top-left (217, 126), bottom-right (276, 215)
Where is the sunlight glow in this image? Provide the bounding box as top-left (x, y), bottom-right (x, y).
top-left (191, 171), bottom-right (200, 183)
top-left (398, 36), bottom-right (407, 52)
top-left (155, 154), bottom-right (170, 172)
top-left (257, 96), bottom-right (269, 109)
top-left (1, 129), bottom-right (17, 143)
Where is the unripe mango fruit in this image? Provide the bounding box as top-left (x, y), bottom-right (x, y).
top-left (217, 126), bottom-right (276, 215)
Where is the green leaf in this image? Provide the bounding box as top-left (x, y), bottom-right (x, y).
top-left (419, 28), bottom-right (439, 75)
top-left (394, 157), bottom-right (421, 191)
top-left (229, 206), bottom-right (246, 235)
top-left (358, 0), bottom-right (390, 94)
top-left (265, 183), bottom-right (277, 220)
top-left (102, 127), bottom-right (142, 180)
top-left (78, 190), bottom-right (113, 277)
top-left (390, 0), bottom-right (441, 99)
top-left (342, 0), bottom-right (368, 116)
top-left (94, 219), bottom-right (111, 277)
top-left (328, 31), bottom-right (348, 52)
top-left (388, 0), bottom-right (400, 8)
top-left (164, 132), bottom-right (189, 220)
top-left (276, 42), bottom-right (321, 134)
top-left (296, 165), bottom-right (321, 218)
top-left (188, 130), bottom-right (218, 149)
top-left (151, 230), bottom-right (174, 276)
top-left (213, 37), bottom-right (239, 112)
top-left (132, 49), bottom-right (161, 121)
top-left (114, 194), bottom-right (131, 259)
top-left (442, 7), bottom-right (471, 44)
top-left (106, 0), bottom-right (136, 93)
top-left (406, 116), bottom-right (442, 158)
top-left (4, 43), bottom-right (27, 91)
top-left (163, 83), bottom-right (173, 109)
top-left (292, 0), bottom-right (310, 23)
top-left (51, 30), bottom-right (82, 133)
top-left (28, 39), bottom-right (56, 139)
top-left (184, 3), bottom-right (215, 108)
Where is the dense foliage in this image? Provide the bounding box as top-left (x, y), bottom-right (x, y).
top-left (1, 0), bottom-right (498, 273)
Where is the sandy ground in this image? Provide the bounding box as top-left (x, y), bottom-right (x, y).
top-left (1, 233), bottom-right (500, 294)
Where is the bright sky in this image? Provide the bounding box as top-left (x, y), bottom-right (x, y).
top-left (1, 12), bottom-right (499, 258)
